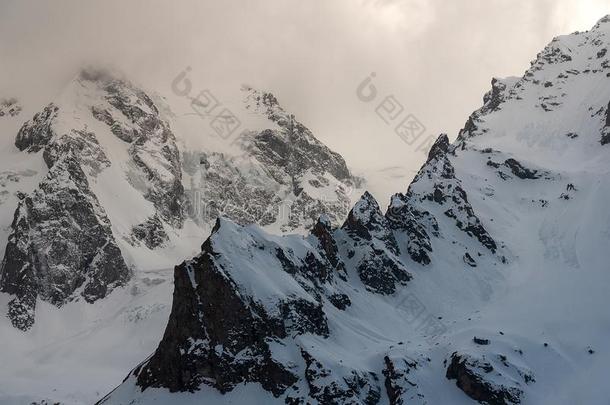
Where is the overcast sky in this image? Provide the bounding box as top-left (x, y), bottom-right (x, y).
top-left (1, 0), bottom-right (609, 177)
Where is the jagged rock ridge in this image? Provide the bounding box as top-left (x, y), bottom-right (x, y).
top-left (100, 176), bottom-right (498, 403)
top-left (113, 214), bottom-right (406, 403)
top-left (183, 86), bottom-right (363, 232)
top-left (0, 155), bottom-right (130, 330)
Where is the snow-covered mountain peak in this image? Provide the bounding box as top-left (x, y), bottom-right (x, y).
top-left (342, 191), bottom-right (393, 245)
top-left (456, 18), bottom-right (610, 173)
top-left (241, 85), bottom-right (284, 120)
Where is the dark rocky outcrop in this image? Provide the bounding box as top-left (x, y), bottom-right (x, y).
top-left (601, 100), bottom-right (610, 145)
top-left (386, 193), bottom-right (437, 265)
top-left (473, 337), bottom-right (490, 345)
top-left (311, 215), bottom-right (347, 279)
top-left (133, 219), bottom-right (334, 396)
top-left (481, 78), bottom-right (512, 114)
top-left (382, 355), bottom-right (423, 405)
top-left (343, 192), bottom-right (411, 294)
top-left (502, 159), bottom-right (541, 179)
top-left (299, 349), bottom-right (381, 405)
top-left (387, 134), bottom-right (500, 264)
top-left (343, 192), bottom-right (399, 254)
top-left (135, 249), bottom-right (299, 395)
top-left (446, 352), bottom-right (524, 405)
top-left (184, 87), bottom-right (361, 232)
top-left (15, 104), bottom-right (59, 152)
top-left (327, 292), bottom-right (351, 310)
top-left (131, 215), bottom-right (169, 249)
top-left (487, 157), bottom-right (551, 181)
top-left (457, 77), bottom-right (516, 142)
top-left (464, 252), bottom-right (477, 267)
top-left (355, 246), bottom-right (412, 295)
top-left (0, 155), bottom-right (130, 330)
top-left (243, 87), bottom-right (352, 183)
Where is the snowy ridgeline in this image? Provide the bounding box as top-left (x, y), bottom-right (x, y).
top-left (4, 15), bottom-right (610, 405)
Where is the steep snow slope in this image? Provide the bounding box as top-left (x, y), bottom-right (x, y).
top-left (101, 16), bottom-right (610, 405)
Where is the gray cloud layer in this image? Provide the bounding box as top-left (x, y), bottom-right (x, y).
top-left (1, 0), bottom-right (608, 176)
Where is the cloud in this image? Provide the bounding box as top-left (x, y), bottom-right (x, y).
top-left (0, 0), bottom-right (608, 189)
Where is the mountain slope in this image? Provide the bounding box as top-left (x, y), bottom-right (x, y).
top-left (182, 85), bottom-right (360, 233)
top-left (101, 16), bottom-right (610, 405)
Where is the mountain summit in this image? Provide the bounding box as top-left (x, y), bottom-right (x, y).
top-left (0, 68), bottom-right (362, 332)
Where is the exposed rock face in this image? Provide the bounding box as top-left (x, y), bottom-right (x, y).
top-left (243, 87), bottom-right (352, 182)
top-left (242, 86), bottom-right (359, 231)
top-left (15, 104), bottom-right (59, 152)
top-left (136, 252), bottom-right (299, 395)
top-left (183, 151), bottom-right (283, 227)
top-left (385, 191), bottom-right (437, 265)
top-left (0, 69), bottom-right (190, 330)
top-left (130, 215), bottom-right (169, 249)
top-left (183, 88), bottom-right (361, 232)
top-left (311, 214), bottom-right (347, 279)
top-left (482, 78), bottom-right (512, 113)
top-left (486, 157), bottom-right (550, 181)
top-left (0, 155), bottom-right (130, 330)
top-left (446, 352), bottom-right (533, 405)
top-left (382, 355), bottom-right (423, 405)
top-left (502, 159), bottom-right (540, 180)
top-left (186, 148), bottom-right (355, 232)
top-left (133, 219), bottom-right (339, 397)
top-left (457, 76), bottom-right (518, 142)
top-left (84, 69), bottom-right (185, 227)
top-left (299, 348), bottom-right (381, 405)
top-left (602, 100), bottom-right (610, 145)
top-left (15, 102), bottom-right (112, 176)
top-left (342, 192), bottom-right (411, 294)
top-left (0, 97), bottom-right (22, 118)
top-left (43, 129), bottom-right (111, 176)
top-left (386, 134), bottom-right (501, 266)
